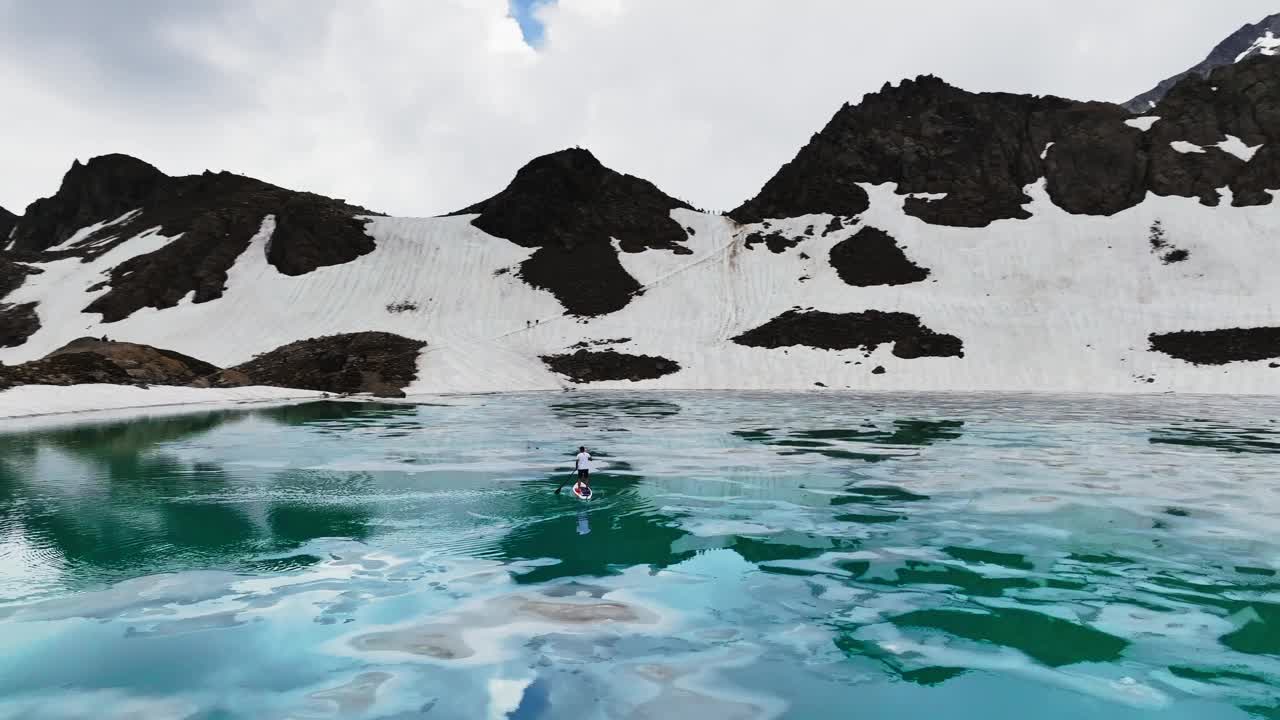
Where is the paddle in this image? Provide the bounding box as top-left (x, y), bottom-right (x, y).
top-left (554, 472), bottom-right (575, 495)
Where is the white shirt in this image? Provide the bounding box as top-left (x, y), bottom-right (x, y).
top-left (575, 452), bottom-right (592, 470)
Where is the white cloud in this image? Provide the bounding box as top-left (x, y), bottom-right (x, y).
top-left (0, 0), bottom-right (1275, 217)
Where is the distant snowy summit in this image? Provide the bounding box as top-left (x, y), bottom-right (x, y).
top-left (1124, 12), bottom-right (1280, 112)
top-left (2, 17), bottom-right (1280, 399)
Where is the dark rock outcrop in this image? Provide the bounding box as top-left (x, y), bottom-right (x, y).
top-left (0, 337), bottom-right (221, 390)
top-left (1150, 327), bottom-right (1280, 365)
top-left (743, 230), bottom-right (803, 253)
top-left (453, 149), bottom-right (693, 317)
top-left (8, 155), bottom-right (165, 254)
top-left (232, 332), bottom-right (425, 397)
top-left (1124, 13), bottom-right (1280, 112)
top-left (0, 259), bottom-right (41, 301)
top-left (829, 226), bottom-right (930, 286)
top-left (0, 352), bottom-right (135, 390)
top-left (0, 206), bottom-right (16, 241)
top-left (734, 309), bottom-right (964, 359)
top-left (7, 155), bottom-right (378, 323)
top-left (0, 333), bottom-right (426, 395)
top-left (541, 349), bottom-right (681, 383)
top-left (46, 338), bottom-right (220, 384)
top-left (731, 54), bottom-right (1280, 226)
top-left (0, 303), bottom-right (40, 348)
top-left (0, 256), bottom-right (42, 346)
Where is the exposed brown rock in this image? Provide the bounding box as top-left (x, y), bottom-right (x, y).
top-left (0, 352), bottom-right (134, 390)
top-left (0, 338), bottom-right (221, 390)
top-left (46, 337), bottom-right (220, 384)
top-left (232, 332), bottom-right (425, 397)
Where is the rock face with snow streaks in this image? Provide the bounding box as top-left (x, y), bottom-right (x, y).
top-left (0, 303), bottom-right (39, 349)
top-left (5, 154), bottom-right (378, 323)
top-left (0, 19), bottom-right (1279, 398)
top-left (732, 54), bottom-right (1280, 227)
top-left (453, 148), bottom-right (694, 317)
top-left (1124, 13), bottom-right (1280, 112)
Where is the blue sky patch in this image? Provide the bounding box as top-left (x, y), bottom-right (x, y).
top-left (509, 0), bottom-right (554, 47)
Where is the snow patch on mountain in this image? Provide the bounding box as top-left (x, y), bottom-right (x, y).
top-left (1123, 117), bottom-right (1160, 132)
top-left (1234, 30), bottom-right (1280, 62)
top-left (3, 180), bottom-right (1278, 397)
top-left (47, 209), bottom-right (142, 252)
top-left (1216, 134), bottom-right (1262, 162)
top-left (1169, 141), bottom-right (1205, 155)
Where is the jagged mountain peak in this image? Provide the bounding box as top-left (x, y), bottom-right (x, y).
top-left (10, 154), bottom-right (166, 254)
top-left (452, 147), bottom-right (694, 317)
top-left (732, 52), bottom-right (1280, 227)
top-left (456, 147), bottom-right (692, 221)
top-left (729, 72), bottom-right (1107, 227)
top-left (1124, 12), bottom-right (1280, 112)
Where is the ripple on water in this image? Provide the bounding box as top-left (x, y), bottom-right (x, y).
top-left (1, 393), bottom-right (1279, 718)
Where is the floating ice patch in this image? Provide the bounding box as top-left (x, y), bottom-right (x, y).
top-left (907, 192), bottom-right (947, 201)
top-left (487, 677), bottom-right (532, 720)
top-left (1123, 116), bottom-right (1160, 132)
top-left (1216, 134), bottom-right (1262, 162)
top-left (1170, 141), bottom-right (1205, 155)
top-left (681, 519), bottom-right (781, 537)
top-left (1040, 141), bottom-right (1055, 159)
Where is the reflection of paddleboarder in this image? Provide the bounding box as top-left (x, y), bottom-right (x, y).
top-left (576, 509), bottom-right (590, 535)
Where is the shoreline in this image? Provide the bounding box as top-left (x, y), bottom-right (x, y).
top-left (4, 383), bottom-right (1280, 431)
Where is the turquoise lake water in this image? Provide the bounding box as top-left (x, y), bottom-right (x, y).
top-left (0, 392), bottom-right (1277, 718)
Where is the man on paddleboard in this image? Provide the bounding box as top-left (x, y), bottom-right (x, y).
top-left (555, 446), bottom-right (595, 497)
top-left (574, 446), bottom-right (592, 488)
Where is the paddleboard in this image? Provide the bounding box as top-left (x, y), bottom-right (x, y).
top-left (572, 482), bottom-right (593, 501)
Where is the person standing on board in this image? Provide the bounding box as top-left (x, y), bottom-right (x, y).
top-left (574, 446), bottom-right (592, 488)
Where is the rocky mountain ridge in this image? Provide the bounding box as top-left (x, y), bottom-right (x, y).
top-left (0, 26), bottom-right (1278, 397)
top-left (1124, 12), bottom-right (1280, 112)
top-left (0, 333), bottom-right (422, 397)
top-left (732, 52), bottom-right (1280, 228)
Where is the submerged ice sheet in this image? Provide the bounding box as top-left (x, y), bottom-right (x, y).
top-left (0, 392), bottom-right (1278, 718)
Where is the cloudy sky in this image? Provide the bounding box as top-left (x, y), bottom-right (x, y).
top-left (1, 0), bottom-right (1275, 216)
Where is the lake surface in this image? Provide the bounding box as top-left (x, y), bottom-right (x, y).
top-left (0, 392), bottom-right (1278, 719)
